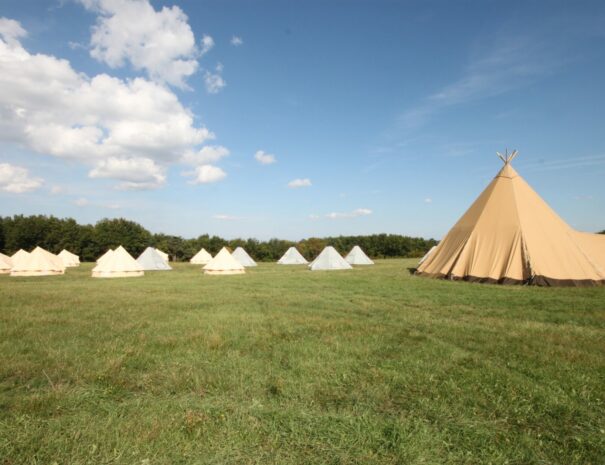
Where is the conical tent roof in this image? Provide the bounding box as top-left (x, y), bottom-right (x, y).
top-left (190, 248), bottom-right (212, 264)
top-left (137, 247), bottom-right (172, 271)
top-left (97, 249), bottom-right (114, 265)
top-left (416, 151), bottom-right (605, 286)
top-left (92, 246), bottom-right (144, 278)
top-left (232, 247), bottom-right (257, 267)
top-left (10, 250), bottom-right (30, 272)
top-left (345, 246), bottom-right (374, 265)
top-left (278, 247), bottom-right (308, 265)
top-left (309, 246), bottom-right (352, 271)
top-left (203, 247), bottom-right (245, 275)
top-left (10, 246), bottom-right (65, 276)
top-left (0, 252), bottom-right (12, 274)
top-left (155, 248), bottom-right (169, 262)
top-left (418, 245), bottom-right (437, 265)
top-left (11, 249), bottom-right (29, 264)
top-left (58, 249), bottom-right (80, 267)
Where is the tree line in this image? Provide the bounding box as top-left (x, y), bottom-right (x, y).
top-left (0, 214), bottom-right (435, 262)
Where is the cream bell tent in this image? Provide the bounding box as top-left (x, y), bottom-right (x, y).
top-left (11, 250), bottom-right (31, 274)
top-left (58, 249), bottom-right (80, 267)
top-left (190, 248), bottom-right (212, 265)
top-left (0, 252), bottom-right (12, 274)
top-left (10, 246), bottom-right (65, 276)
top-left (155, 248), bottom-right (169, 263)
top-left (309, 246), bottom-right (352, 271)
top-left (416, 150), bottom-right (605, 286)
top-left (232, 247), bottom-right (257, 267)
top-left (418, 246), bottom-right (437, 266)
top-left (97, 249), bottom-right (114, 265)
top-left (137, 247), bottom-right (172, 271)
top-left (277, 247), bottom-right (308, 265)
top-left (345, 246), bottom-right (374, 265)
top-left (203, 247), bottom-right (245, 275)
top-left (92, 246), bottom-right (144, 278)
top-left (11, 249), bottom-right (29, 267)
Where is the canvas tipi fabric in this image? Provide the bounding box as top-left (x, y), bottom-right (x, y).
top-left (58, 249), bottom-right (80, 267)
top-left (418, 246), bottom-right (437, 266)
top-left (10, 246), bottom-right (65, 276)
top-left (309, 246), bottom-right (352, 271)
top-left (277, 247), bottom-right (308, 265)
top-left (573, 231), bottom-right (605, 272)
top-left (0, 252), bottom-right (12, 274)
top-left (416, 152), bottom-right (605, 286)
top-left (155, 249), bottom-right (169, 263)
top-left (345, 246), bottom-right (374, 265)
top-left (232, 247), bottom-right (257, 267)
top-left (203, 247), bottom-right (245, 275)
top-left (92, 246), bottom-right (144, 278)
top-left (137, 247), bottom-right (172, 271)
top-left (190, 248), bottom-right (212, 265)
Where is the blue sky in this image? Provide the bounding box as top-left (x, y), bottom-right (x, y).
top-left (0, 0), bottom-right (604, 240)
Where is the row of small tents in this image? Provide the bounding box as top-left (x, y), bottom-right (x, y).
top-left (0, 248), bottom-right (80, 276)
top-left (0, 244), bottom-right (373, 278)
top-left (191, 245), bottom-right (373, 269)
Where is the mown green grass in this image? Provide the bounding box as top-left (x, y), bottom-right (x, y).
top-left (1, 259), bottom-right (604, 464)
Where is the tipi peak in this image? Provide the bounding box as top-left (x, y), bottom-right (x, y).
top-left (496, 149), bottom-right (518, 165)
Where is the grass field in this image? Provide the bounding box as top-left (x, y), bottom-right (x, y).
top-left (1, 259), bottom-right (604, 464)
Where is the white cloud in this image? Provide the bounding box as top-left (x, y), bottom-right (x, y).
top-left (89, 157), bottom-right (166, 190)
top-left (182, 145), bottom-right (229, 165)
top-left (74, 197), bottom-right (89, 206)
top-left (189, 164), bottom-right (226, 184)
top-left (288, 178), bottom-right (311, 188)
top-left (230, 36), bottom-right (243, 46)
top-left (0, 17), bottom-right (26, 45)
top-left (50, 185), bottom-right (64, 195)
top-left (326, 208), bottom-right (372, 219)
top-left (0, 19), bottom-right (217, 189)
top-left (80, 0), bottom-right (200, 88)
top-left (254, 150), bottom-right (276, 165)
top-left (200, 34), bottom-right (214, 56)
top-left (424, 197), bottom-right (432, 203)
top-left (204, 63), bottom-right (226, 94)
top-left (399, 32), bottom-right (568, 131)
top-left (0, 163), bottom-right (43, 193)
top-left (213, 214), bottom-right (240, 220)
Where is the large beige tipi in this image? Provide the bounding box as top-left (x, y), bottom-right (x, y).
top-left (92, 246), bottom-right (144, 278)
top-left (203, 247), bottom-right (245, 275)
top-left (416, 151), bottom-right (605, 286)
top-left (10, 246), bottom-right (65, 276)
top-left (190, 248), bottom-right (212, 265)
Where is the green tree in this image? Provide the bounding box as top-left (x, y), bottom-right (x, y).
top-left (94, 218), bottom-right (152, 257)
